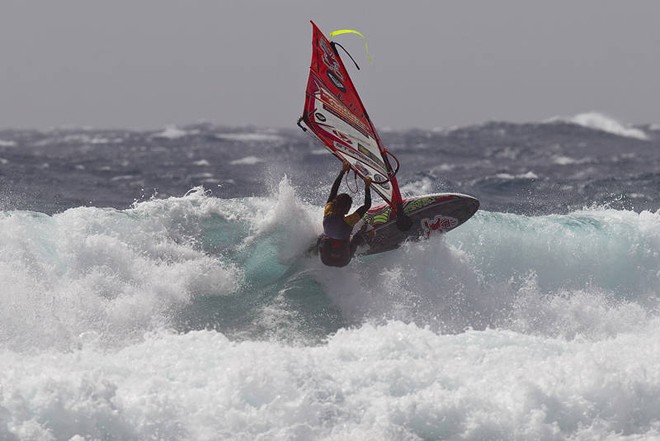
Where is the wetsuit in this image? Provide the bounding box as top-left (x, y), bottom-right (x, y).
top-left (319, 170), bottom-right (371, 267)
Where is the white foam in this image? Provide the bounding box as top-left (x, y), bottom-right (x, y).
top-left (0, 139), bottom-right (17, 147)
top-left (495, 171), bottom-right (538, 180)
top-left (230, 156), bottom-right (264, 166)
top-left (152, 126), bottom-right (188, 139)
top-left (312, 208), bottom-right (660, 335)
top-left (550, 112), bottom-right (649, 140)
top-left (400, 177), bottom-right (434, 196)
top-left (3, 320), bottom-right (660, 439)
top-left (110, 174), bottom-right (136, 182)
top-left (248, 177), bottom-right (319, 264)
top-left (0, 197), bottom-right (244, 351)
top-left (193, 159), bottom-right (210, 166)
top-left (89, 137), bottom-right (112, 144)
top-left (432, 163), bottom-right (455, 172)
top-left (188, 172), bottom-right (213, 179)
top-left (2, 188), bottom-right (660, 439)
top-left (216, 133), bottom-right (283, 143)
top-left (551, 155), bottom-right (591, 165)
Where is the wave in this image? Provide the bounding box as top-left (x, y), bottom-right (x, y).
top-left (230, 156), bottom-right (265, 166)
top-left (548, 112), bottom-right (650, 141)
top-left (4, 320), bottom-right (660, 440)
top-left (1, 181), bottom-right (660, 439)
top-left (151, 126), bottom-right (189, 139)
top-left (1, 181), bottom-right (658, 352)
top-left (0, 139), bottom-right (17, 147)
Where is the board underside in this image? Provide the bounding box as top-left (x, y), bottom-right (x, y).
top-left (355, 193), bottom-right (480, 255)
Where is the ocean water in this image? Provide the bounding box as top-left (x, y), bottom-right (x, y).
top-left (0, 113), bottom-right (659, 440)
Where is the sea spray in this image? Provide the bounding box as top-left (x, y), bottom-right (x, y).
top-left (4, 321), bottom-right (660, 439)
top-left (0, 199), bottom-right (242, 352)
top-left (1, 119), bottom-right (660, 439)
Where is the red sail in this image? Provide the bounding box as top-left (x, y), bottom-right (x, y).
top-left (301, 21), bottom-right (403, 208)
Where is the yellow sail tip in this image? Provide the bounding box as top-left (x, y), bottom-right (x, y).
top-left (329, 29), bottom-right (373, 64)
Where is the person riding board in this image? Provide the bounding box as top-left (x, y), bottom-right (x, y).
top-left (318, 161), bottom-right (372, 267)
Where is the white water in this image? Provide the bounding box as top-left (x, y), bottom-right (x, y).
top-left (1, 184), bottom-right (659, 440)
top-left (550, 112), bottom-right (649, 141)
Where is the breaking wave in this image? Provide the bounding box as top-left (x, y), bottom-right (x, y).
top-left (1, 181), bottom-right (659, 439)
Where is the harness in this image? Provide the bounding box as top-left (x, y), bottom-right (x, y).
top-left (318, 235), bottom-right (351, 267)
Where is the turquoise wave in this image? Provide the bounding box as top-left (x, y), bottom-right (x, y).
top-left (1, 183), bottom-right (658, 352)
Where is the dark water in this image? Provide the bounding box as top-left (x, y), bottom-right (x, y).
top-left (1, 116), bottom-right (657, 215)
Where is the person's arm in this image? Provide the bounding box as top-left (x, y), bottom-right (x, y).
top-left (354, 179), bottom-right (372, 217)
top-left (327, 161), bottom-right (350, 203)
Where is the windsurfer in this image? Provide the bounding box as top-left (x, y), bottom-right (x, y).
top-left (318, 161), bottom-right (372, 267)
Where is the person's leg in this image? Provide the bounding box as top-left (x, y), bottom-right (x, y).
top-left (350, 232), bottom-right (365, 256)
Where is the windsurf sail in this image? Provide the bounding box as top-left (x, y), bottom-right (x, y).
top-left (299, 21), bottom-right (404, 212)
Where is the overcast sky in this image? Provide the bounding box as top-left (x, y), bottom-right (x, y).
top-left (1, 1), bottom-right (658, 130)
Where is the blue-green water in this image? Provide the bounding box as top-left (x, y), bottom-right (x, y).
top-left (1, 117), bottom-right (659, 439)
